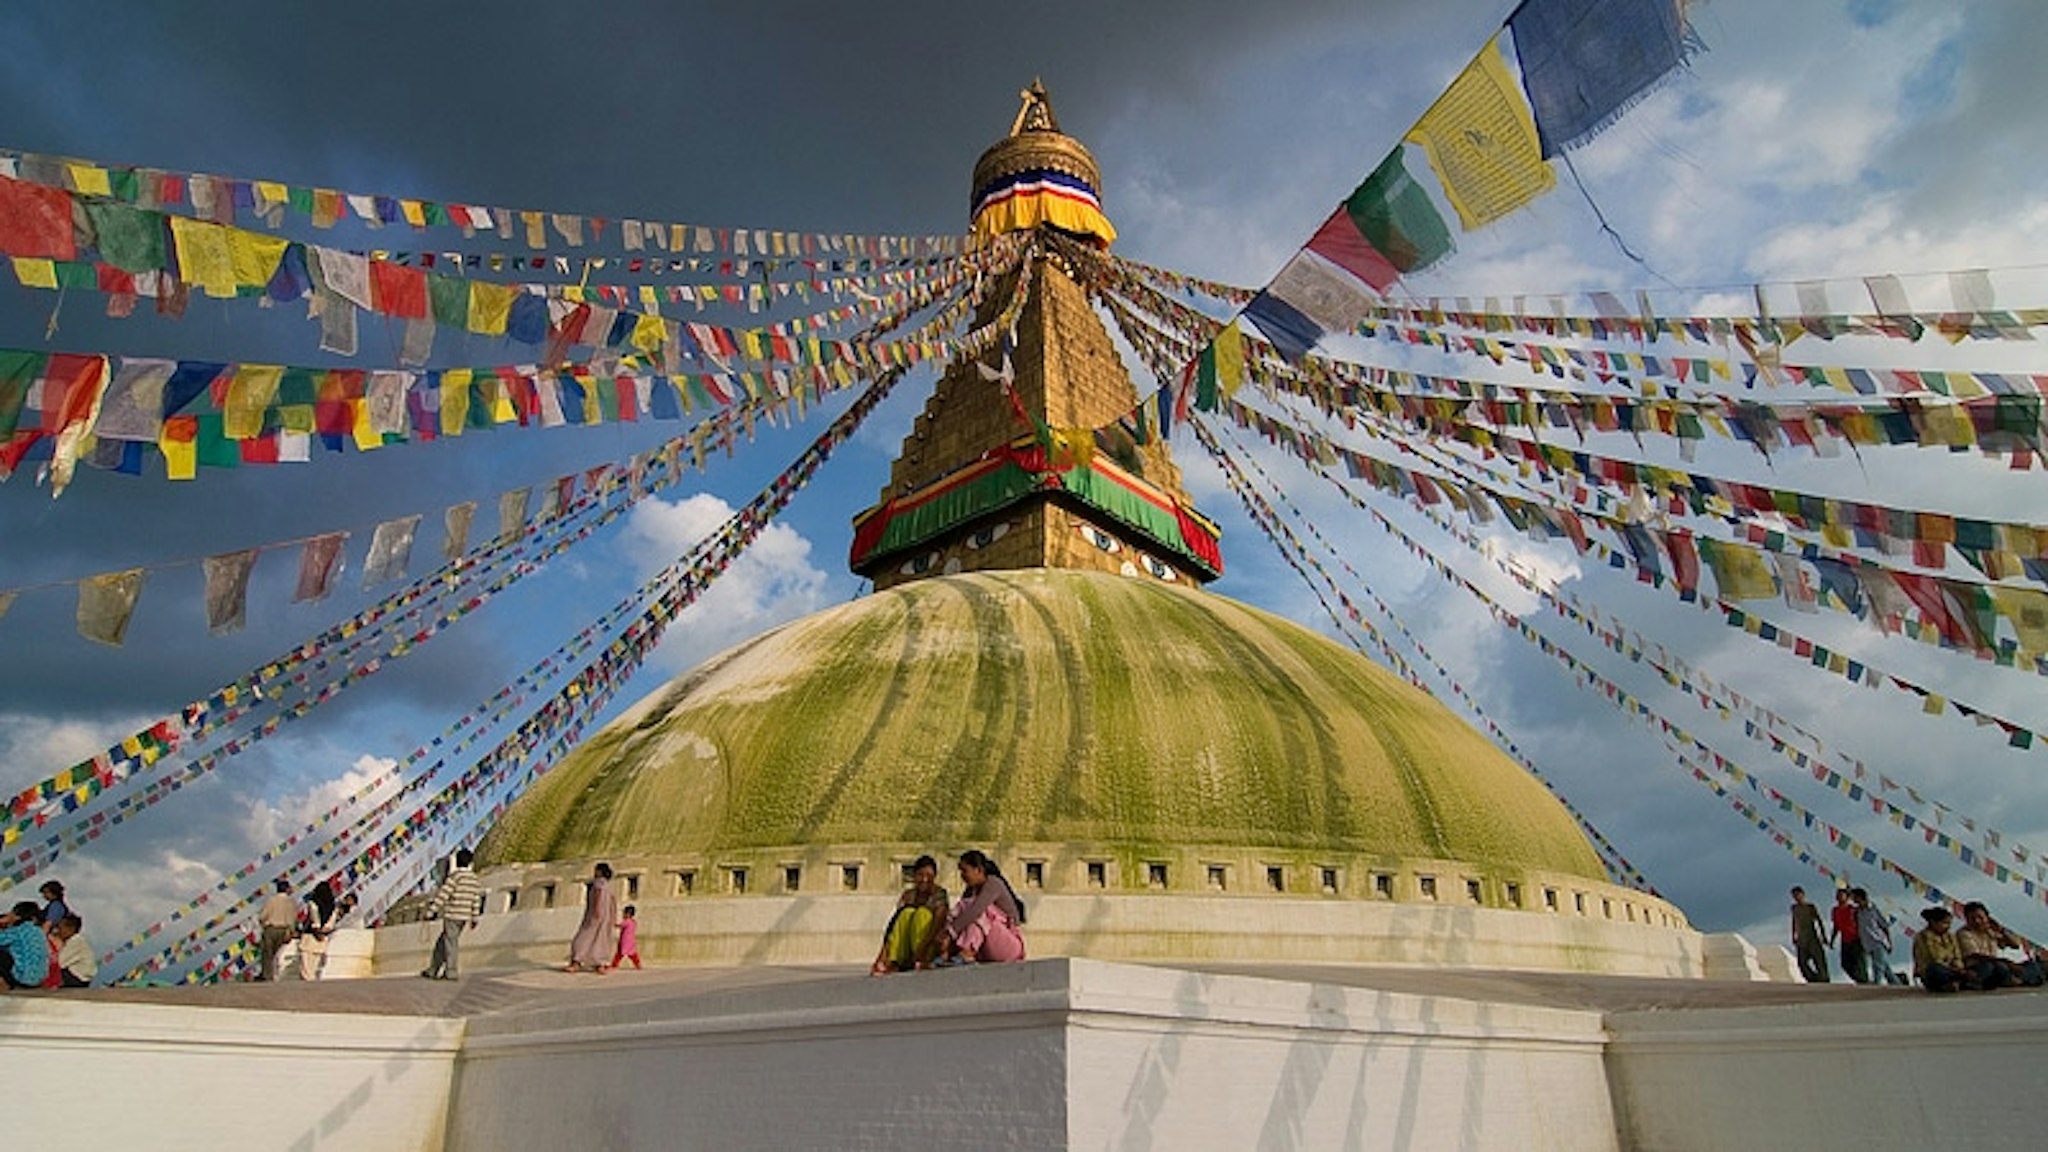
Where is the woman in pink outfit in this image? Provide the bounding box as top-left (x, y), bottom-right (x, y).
top-left (565, 861), bottom-right (619, 974)
top-left (943, 850), bottom-right (1026, 963)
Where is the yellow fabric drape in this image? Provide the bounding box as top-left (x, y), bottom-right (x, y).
top-left (223, 365), bottom-right (284, 440)
top-left (971, 192), bottom-right (1117, 246)
top-left (439, 369), bottom-right (473, 436)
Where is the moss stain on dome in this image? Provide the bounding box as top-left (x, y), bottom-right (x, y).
top-left (475, 570), bottom-right (1607, 881)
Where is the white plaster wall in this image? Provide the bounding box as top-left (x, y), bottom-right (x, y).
top-left (1061, 962), bottom-right (1617, 1151)
top-left (374, 893), bottom-right (1705, 979)
top-left (441, 959), bottom-right (1617, 1152)
top-left (445, 963), bottom-right (1074, 1152)
top-left (0, 998), bottom-right (462, 1151)
top-left (1606, 992), bottom-right (2048, 1151)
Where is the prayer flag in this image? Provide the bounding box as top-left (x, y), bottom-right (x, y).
top-left (1404, 35), bottom-right (1556, 229)
top-left (223, 365), bottom-right (283, 440)
top-left (497, 488), bottom-right (529, 542)
top-left (443, 501), bottom-right (476, 561)
top-left (84, 201), bottom-right (167, 272)
top-left (1340, 149), bottom-right (1454, 275)
top-left (369, 260), bottom-right (427, 319)
top-left (77, 569), bottom-right (145, 647)
top-left (361, 516), bottom-right (421, 588)
top-left (1508, 0), bottom-right (1698, 157)
top-left (202, 549), bottom-right (257, 635)
top-left (168, 216), bottom-right (237, 297)
top-left (292, 533), bottom-right (348, 603)
top-left (1698, 538), bottom-right (1777, 600)
top-left (0, 175), bottom-right (77, 259)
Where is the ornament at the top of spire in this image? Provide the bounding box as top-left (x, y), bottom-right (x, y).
top-left (971, 80), bottom-right (1116, 247)
top-left (1010, 79), bottom-right (1061, 135)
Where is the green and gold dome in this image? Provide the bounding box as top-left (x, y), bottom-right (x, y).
top-left (479, 568), bottom-right (1604, 884)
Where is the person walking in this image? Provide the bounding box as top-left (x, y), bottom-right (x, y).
top-left (565, 861), bottom-right (619, 974)
top-left (1831, 887), bottom-right (1865, 985)
top-left (1789, 886), bottom-right (1829, 983)
top-left (1851, 888), bottom-right (1896, 986)
top-left (256, 879), bottom-right (298, 982)
top-left (419, 849), bottom-right (485, 981)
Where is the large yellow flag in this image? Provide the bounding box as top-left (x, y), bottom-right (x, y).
top-left (1404, 34), bottom-right (1556, 231)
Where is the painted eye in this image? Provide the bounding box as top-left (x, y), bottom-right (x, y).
top-left (901, 550), bottom-right (942, 575)
top-left (1079, 525), bottom-right (1121, 553)
top-left (966, 522), bottom-right (1011, 550)
top-left (1142, 554), bottom-right (1176, 581)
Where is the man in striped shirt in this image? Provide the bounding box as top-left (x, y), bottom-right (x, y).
top-left (419, 848), bottom-right (485, 980)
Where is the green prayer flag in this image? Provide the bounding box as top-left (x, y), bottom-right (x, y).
top-left (194, 413), bottom-right (241, 469)
top-left (1343, 150), bottom-right (1454, 274)
top-left (86, 201), bottom-right (167, 272)
top-left (288, 186), bottom-right (315, 215)
top-left (1194, 344), bottom-right (1220, 413)
top-left (428, 274), bottom-right (469, 328)
top-left (55, 261), bottom-right (99, 289)
top-left (109, 168), bottom-right (139, 202)
top-left (0, 350), bottom-right (47, 439)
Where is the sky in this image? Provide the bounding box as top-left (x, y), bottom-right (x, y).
top-left (3, 0), bottom-right (2047, 969)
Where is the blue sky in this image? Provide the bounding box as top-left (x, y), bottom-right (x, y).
top-left (3, 0), bottom-right (2046, 966)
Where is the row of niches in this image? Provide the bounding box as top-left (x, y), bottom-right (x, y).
top-left (473, 851), bottom-right (1687, 932)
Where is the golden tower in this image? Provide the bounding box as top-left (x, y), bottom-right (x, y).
top-left (850, 83), bottom-right (1223, 591)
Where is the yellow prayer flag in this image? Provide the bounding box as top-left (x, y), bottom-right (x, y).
top-left (741, 329), bottom-right (766, 362)
top-left (469, 282), bottom-right (515, 336)
top-left (168, 216), bottom-right (237, 298)
top-left (223, 365), bottom-right (284, 440)
top-left (439, 369), bottom-right (473, 436)
top-left (1992, 586), bottom-right (2048, 652)
top-left (1403, 35), bottom-right (1556, 230)
top-left (1699, 539), bottom-right (1779, 600)
top-left (1215, 319), bottom-right (1246, 397)
top-left (226, 229), bottom-right (289, 290)
top-left (159, 426), bottom-right (197, 480)
top-left (631, 313), bottom-right (667, 355)
top-left (400, 200), bottom-right (427, 227)
top-left (10, 257), bottom-right (58, 289)
top-left (483, 376), bottom-right (517, 424)
top-left (351, 398), bottom-right (384, 451)
top-left (254, 180), bottom-right (289, 205)
top-left (67, 163), bottom-right (113, 197)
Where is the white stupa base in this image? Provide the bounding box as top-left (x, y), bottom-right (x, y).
top-left (4, 958), bottom-right (2042, 1151)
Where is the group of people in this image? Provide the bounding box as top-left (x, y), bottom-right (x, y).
top-left (871, 850), bottom-right (1027, 974)
top-left (255, 873), bottom-right (360, 981)
top-left (1910, 902), bottom-right (2046, 993)
top-left (1791, 885), bottom-right (2045, 992)
top-left (1789, 886), bottom-right (1901, 985)
top-left (0, 880), bottom-right (98, 991)
top-left (561, 861), bottom-right (642, 975)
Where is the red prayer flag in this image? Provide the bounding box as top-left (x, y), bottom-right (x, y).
top-left (369, 260), bottom-right (428, 319)
top-left (0, 175), bottom-right (78, 260)
top-left (1305, 208), bottom-right (1399, 293)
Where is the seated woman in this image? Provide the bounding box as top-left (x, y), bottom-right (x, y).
top-left (872, 855), bottom-right (949, 974)
top-left (942, 850), bottom-right (1026, 964)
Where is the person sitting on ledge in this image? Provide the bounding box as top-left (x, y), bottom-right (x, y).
top-left (1954, 901), bottom-right (2045, 990)
top-left (872, 855), bottom-right (949, 974)
top-left (52, 913), bottom-right (95, 988)
top-left (941, 850), bottom-right (1026, 965)
top-left (1911, 907), bottom-right (1978, 993)
top-left (0, 900), bottom-right (51, 990)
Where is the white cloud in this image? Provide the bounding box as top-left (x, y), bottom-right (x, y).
top-left (618, 493), bottom-right (835, 672)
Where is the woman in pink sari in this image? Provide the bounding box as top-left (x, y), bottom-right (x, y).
top-left (943, 850), bottom-right (1026, 963)
top-left (565, 861), bottom-right (619, 974)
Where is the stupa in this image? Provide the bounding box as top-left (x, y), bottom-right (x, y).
top-left (448, 82), bottom-right (1694, 977)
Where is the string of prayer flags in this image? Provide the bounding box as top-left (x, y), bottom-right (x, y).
top-left (1, 149), bottom-right (963, 260)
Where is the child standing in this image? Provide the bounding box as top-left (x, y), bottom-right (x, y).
top-left (610, 905), bottom-right (642, 971)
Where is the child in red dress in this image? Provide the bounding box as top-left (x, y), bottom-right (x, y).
top-left (609, 904), bottom-right (642, 971)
